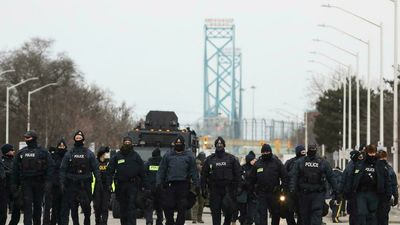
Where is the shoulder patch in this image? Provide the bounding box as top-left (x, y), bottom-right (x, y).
top-left (117, 159), bottom-right (125, 164)
top-left (354, 169), bottom-right (360, 174)
top-left (257, 168), bottom-right (264, 173)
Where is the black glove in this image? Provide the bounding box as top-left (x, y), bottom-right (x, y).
top-left (393, 196), bottom-right (399, 207)
top-left (195, 187), bottom-right (200, 196)
top-left (201, 188), bottom-right (208, 199)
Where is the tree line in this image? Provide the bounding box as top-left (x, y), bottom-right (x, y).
top-left (0, 38), bottom-right (136, 150)
top-left (311, 69), bottom-right (397, 156)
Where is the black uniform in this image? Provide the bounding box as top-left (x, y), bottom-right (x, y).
top-left (284, 145), bottom-right (306, 225)
top-left (289, 146), bottom-right (338, 225)
top-left (249, 153), bottom-right (288, 225)
top-left (93, 147), bottom-right (111, 225)
top-left (60, 131), bottom-right (101, 225)
top-left (377, 159), bottom-right (397, 225)
top-left (329, 168), bottom-right (343, 223)
top-left (201, 137), bottom-right (241, 225)
top-left (12, 131), bottom-right (55, 225)
top-left (144, 149), bottom-right (163, 225)
top-left (0, 159), bottom-right (6, 225)
top-left (107, 140), bottom-right (145, 225)
top-left (233, 152), bottom-right (256, 225)
top-left (157, 137), bottom-right (199, 225)
top-left (1, 145), bottom-right (21, 225)
top-left (348, 153), bottom-right (390, 225)
top-left (43, 141), bottom-right (68, 225)
top-left (342, 150), bottom-right (362, 225)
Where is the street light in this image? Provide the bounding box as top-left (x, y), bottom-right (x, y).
top-left (6, 77), bottom-right (39, 143)
top-left (313, 39), bottom-right (360, 149)
top-left (250, 85), bottom-right (256, 140)
top-left (0, 69), bottom-right (15, 77)
top-left (318, 24), bottom-right (371, 145)
top-left (391, 0), bottom-right (399, 174)
top-left (27, 82), bottom-right (59, 131)
top-left (322, 4), bottom-right (385, 147)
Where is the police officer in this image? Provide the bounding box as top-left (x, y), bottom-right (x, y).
top-left (347, 144), bottom-right (390, 225)
top-left (1, 144), bottom-right (21, 225)
top-left (192, 152), bottom-right (206, 224)
top-left (289, 144), bottom-right (338, 225)
top-left (201, 137), bottom-right (241, 225)
top-left (232, 151), bottom-right (256, 225)
top-left (60, 130), bottom-right (101, 225)
top-left (0, 158), bottom-right (6, 225)
top-left (93, 146), bottom-right (111, 225)
top-left (107, 136), bottom-right (145, 225)
top-left (12, 130), bottom-right (55, 225)
top-left (144, 148), bottom-right (163, 225)
top-left (43, 140), bottom-right (68, 225)
top-left (248, 144), bottom-right (288, 225)
top-left (376, 149), bottom-right (398, 225)
top-left (157, 135), bottom-right (200, 225)
top-left (330, 167), bottom-right (343, 223)
top-left (342, 149), bottom-right (364, 225)
top-left (284, 145), bottom-right (306, 225)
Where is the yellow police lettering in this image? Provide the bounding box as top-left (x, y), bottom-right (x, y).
top-left (117, 159), bottom-right (125, 164)
top-left (257, 168), bottom-right (264, 173)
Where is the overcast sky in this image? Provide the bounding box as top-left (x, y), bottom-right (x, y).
top-left (0, 0), bottom-right (395, 125)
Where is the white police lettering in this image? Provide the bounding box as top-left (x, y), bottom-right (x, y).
top-left (305, 162), bottom-right (319, 168)
top-left (365, 167), bottom-right (375, 172)
top-left (215, 162), bottom-right (227, 167)
top-left (73, 154), bottom-right (85, 159)
top-left (25, 153), bottom-right (35, 157)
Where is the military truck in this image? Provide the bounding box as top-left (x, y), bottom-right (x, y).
top-left (111, 110), bottom-right (199, 218)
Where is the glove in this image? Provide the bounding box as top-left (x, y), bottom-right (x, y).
top-left (195, 187), bottom-right (200, 196)
top-left (201, 188), bottom-right (208, 199)
top-left (393, 196), bottom-right (399, 207)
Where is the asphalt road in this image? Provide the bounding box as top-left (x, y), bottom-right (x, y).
top-left (6, 207), bottom-right (400, 225)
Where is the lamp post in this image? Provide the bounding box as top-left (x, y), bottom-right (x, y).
top-left (27, 82), bottom-right (59, 131)
top-left (318, 24), bottom-right (371, 145)
top-left (393, 0), bottom-right (399, 173)
top-left (322, 4), bottom-right (385, 146)
top-left (313, 39), bottom-right (360, 148)
top-left (6, 77), bottom-right (39, 143)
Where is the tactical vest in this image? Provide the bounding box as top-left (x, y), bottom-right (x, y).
top-left (358, 162), bottom-right (377, 191)
top-left (20, 149), bottom-right (47, 174)
top-left (68, 150), bottom-right (90, 175)
top-left (208, 154), bottom-right (234, 182)
top-left (299, 157), bottom-right (326, 191)
top-left (255, 160), bottom-right (280, 190)
top-left (114, 152), bottom-right (141, 182)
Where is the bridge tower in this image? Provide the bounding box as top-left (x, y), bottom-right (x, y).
top-left (203, 19), bottom-right (242, 139)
